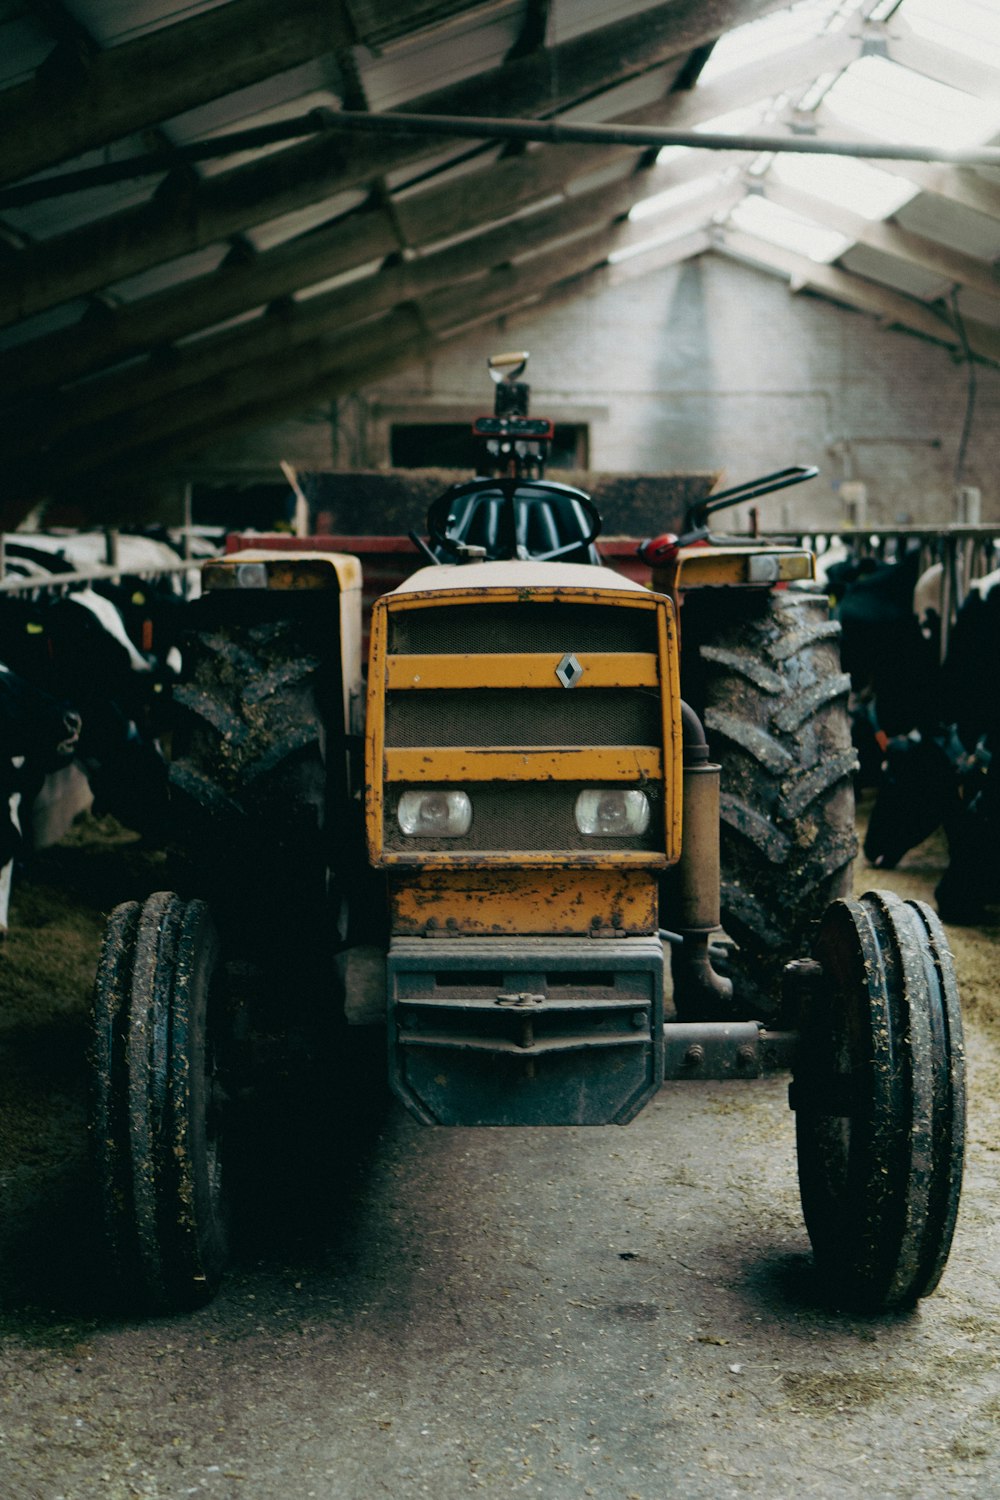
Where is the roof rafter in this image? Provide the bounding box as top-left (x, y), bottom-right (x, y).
top-left (1, 0), bottom-right (788, 327)
top-left (761, 178), bottom-right (1000, 303)
top-left (0, 0), bottom-right (358, 187)
top-left (0, 141), bottom-right (727, 398)
top-left (13, 172), bottom-right (738, 461)
top-left (7, 189), bottom-right (736, 499)
top-left (715, 224), bottom-right (1000, 363)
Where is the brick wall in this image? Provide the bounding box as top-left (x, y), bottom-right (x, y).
top-left (351, 252), bottom-right (1000, 533)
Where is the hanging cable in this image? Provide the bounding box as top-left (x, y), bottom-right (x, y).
top-left (950, 287), bottom-right (977, 491)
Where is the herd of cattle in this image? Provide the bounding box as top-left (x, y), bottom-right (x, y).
top-left (822, 542), bottom-right (1000, 923)
top-left (0, 527), bottom-right (996, 943)
top-left (0, 532), bottom-right (207, 934)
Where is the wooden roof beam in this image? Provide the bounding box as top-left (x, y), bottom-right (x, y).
top-left (8, 183), bottom-right (634, 446)
top-left (0, 142), bottom-right (727, 397)
top-left (762, 179), bottom-right (1000, 304)
top-left (8, 229), bottom-right (634, 489)
top-left (715, 226), bottom-right (1000, 364)
top-left (13, 192), bottom-right (731, 496)
top-left (1, 0), bottom-right (787, 325)
top-left (811, 113), bottom-right (1000, 222)
top-left (11, 171), bottom-right (734, 458)
top-left (0, 0), bottom-right (358, 188)
top-left (27, 230), bottom-right (723, 497)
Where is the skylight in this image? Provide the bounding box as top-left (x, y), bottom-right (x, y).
top-left (769, 153), bottom-right (917, 220)
top-left (726, 194), bottom-right (852, 262)
top-left (696, 0), bottom-right (864, 85)
top-left (822, 54), bottom-right (1000, 150)
top-left (903, 0), bottom-right (1000, 73)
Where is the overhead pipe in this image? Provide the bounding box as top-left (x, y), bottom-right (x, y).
top-left (5, 107), bottom-right (1000, 208)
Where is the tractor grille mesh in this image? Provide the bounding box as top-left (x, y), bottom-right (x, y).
top-left (385, 688), bottom-right (661, 748)
top-left (389, 601), bottom-right (657, 654)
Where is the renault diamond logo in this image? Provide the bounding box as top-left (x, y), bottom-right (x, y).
top-left (555, 652), bottom-right (584, 688)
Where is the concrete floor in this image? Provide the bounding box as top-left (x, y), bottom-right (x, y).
top-left (1, 819), bottom-right (999, 1500)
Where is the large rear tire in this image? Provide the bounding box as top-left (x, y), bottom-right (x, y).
top-left (681, 587), bottom-right (858, 1017)
top-left (168, 611), bottom-right (333, 944)
top-left (793, 890), bottom-right (965, 1310)
top-left (91, 892), bottom-right (230, 1311)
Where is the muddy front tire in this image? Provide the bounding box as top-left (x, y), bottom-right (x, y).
top-left (91, 892), bottom-right (230, 1311)
top-left (793, 890), bottom-right (965, 1311)
top-left (680, 587), bottom-right (858, 1018)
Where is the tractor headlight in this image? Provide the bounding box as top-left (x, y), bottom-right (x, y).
top-left (574, 788), bottom-right (650, 836)
top-left (397, 789), bottom-right (472, 837)
top-left (234, 562), bottom-right (269, 589)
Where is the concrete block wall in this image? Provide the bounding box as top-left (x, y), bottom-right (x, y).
top-left (345, 252), bottom-right (1000, 535)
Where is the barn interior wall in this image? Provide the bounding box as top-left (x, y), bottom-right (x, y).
top-left (338, 252), bottom-right (1000, 534)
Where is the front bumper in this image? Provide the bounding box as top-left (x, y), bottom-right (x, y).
top-left (387, 935), bottom-right (664, 1126)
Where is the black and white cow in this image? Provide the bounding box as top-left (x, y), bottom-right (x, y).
top-left (0, 586), bottom-right (171, 844)
top-left (0, 663), bottom-right (81, 935)
top-left (833, 545), bottom-right (944, 743)
top-left (863, 567), bottom-right (1000, 921)
top-left (0, 531), bottom-right (215, 930)
top-left (3, 531), bottom-right (197, 674)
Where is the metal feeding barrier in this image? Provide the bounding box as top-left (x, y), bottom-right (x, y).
top-left (0, 529), bottom-right (214, 598)
top-left (0, 558), bottom-right (201, 595)
top-left (789, 524), bottom-right (1000, 659)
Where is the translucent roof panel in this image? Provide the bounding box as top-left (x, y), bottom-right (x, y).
top-left (903, 0), bottom-right (1000, 72)
top-left (822, 54), bottom-right (1000, 150)
top-left (696, 0), bottom-right (864, 85)
top-left (726, 194), bottom-right (853, 262)
top-left (768, 153), bottom-right (918, 220)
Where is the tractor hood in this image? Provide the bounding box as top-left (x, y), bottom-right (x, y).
top-left (392, 558), bottom-right (650, 595)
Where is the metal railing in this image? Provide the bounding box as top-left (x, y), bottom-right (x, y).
top-left (784, 525), bottom-right (1000, 657)
top-left (0, 528), bottom-right (211, 597)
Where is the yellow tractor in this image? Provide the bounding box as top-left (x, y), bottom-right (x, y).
top-left (91, 353), bottom-right (965, 1317)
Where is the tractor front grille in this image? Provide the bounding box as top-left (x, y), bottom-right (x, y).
top-left (367, 584), bottom-right (680, 869)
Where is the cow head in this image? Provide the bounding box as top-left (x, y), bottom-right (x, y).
top-left (0, 665), bottom-right (81, 769)
top-left (863, 729), bottom-right (961, 869)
